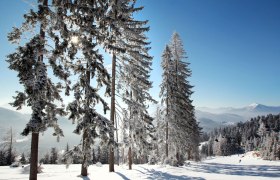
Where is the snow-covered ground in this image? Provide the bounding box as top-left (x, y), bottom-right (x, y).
top-left (0, 151), bottom-right (279, 180)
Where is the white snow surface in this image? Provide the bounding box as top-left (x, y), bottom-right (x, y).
top-left (1, 151), bottom-right (279, 180)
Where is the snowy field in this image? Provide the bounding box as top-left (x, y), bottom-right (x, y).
top-left (0, 152), bottom-right (279, 180)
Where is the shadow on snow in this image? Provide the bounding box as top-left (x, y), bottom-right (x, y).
top-left (77, 175), bottom-right (91, 180)
top-left (115, 172), bottom-right (130, 180)
top-left (137, 166), bottom-right (206, 180)
top-left (185, 163), bottom-right (280, 178)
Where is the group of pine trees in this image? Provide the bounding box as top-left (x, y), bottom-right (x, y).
top-left (0, 144), bottom-right (16, 166)
top-left (6, 0), bottom-right (200, 179)
top-left (0, 128), bottom-right (29, 166)
top-left (201, 114), bottom-right (280, 160)
top-left (39, 143), bottom-right (111, 165)
top-left (0, 128), bottom-right (16, 166)
top-left (154, 32), bottom-right (201, 166)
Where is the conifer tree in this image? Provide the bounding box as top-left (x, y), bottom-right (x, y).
top-left (0, 150), bottom-right (6, 166)
top-left (50, 147), bottom-right (58, 164)
top-left (20, 152), bottom-right (27, 165)
top-left (103, 0), bottom-right (154, 170)
top-left (160, 33), bottom-right (200, 165)
top-left (159, 45), bottom-right (175, 160)
top-left (119, 45), bottom-right (155, 168)
top-left (6, 0), bottom-right (70, 179)
top-left (42, 152), bottom-right (50, 164)
top-left (60, 0), bottom-right (113, 176)
top-left (169, 32), bottom-right (200, 162)
top-left (65, 143), bottom-right (69, 153)
top-left (3, 128), bottom-right (15, 166)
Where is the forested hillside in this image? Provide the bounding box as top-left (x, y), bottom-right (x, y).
top-left (201, 114), bottom-right (280, 160)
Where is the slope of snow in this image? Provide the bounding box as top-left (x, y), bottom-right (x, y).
top-left (0, 152), bottom-right (279, 180)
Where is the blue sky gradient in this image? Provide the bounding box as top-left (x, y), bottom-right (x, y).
top-left (138, 0), bottom-right (280, 108)
top-left (1, 0), bottom-right (280, 110)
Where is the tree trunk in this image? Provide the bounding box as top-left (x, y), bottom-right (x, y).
top-left (29, 132), bottom-right (39, 180)
top-left (81, 130), bottom-right (88, 176)
top-left (165, 121), bottom-right (168, 158)
top-left (176, 151), bottom-right (180, 165)
top-left (166, 97), bottom-right (169, 158)
top-left (29, 0), bottom-right (47, 179)
top-left (187, 149), bottom-right (191, 160)
top-left (109, 53), bottom-right (116, 172)
top-left (122, 148), bottom-right (125, 164)
top-left (115, 112), bottom-right (119, 166)
top-left (81, 63), bottom-right (91, 176)
top-left (166, 67), bottom-right (169, 158)
top-left (8, 127), bottom-right (13, 165)
top-left (128, 146), bottom-right (132, 170)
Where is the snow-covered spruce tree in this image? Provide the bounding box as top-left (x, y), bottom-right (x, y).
top-left (116, 26), bottom-right (155, 168)
top-left (169, 32), bottom-right (200, 162)
top-left (101, 0), bottom-right (120, 171)
top-left (118, 28), bottom-right (155, 167)
top-left (160, 33), bottom-right (200, 166)
top-left (60, 0), bottom-right (113, 176)
top-left (118, 43), bottom-right (155, 169)
top-left (100, 0), bottom-right (154, 170)
top-left (159, 45), bottom-right (177, 163)
top-left (6, 0), bottom-right (70, 179)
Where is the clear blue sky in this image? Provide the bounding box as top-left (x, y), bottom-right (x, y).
top-left (1, 0), bottom-right (280, 111)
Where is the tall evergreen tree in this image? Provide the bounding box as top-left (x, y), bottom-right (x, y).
top-left (60, 0), bottom-right (114, 176)
top-left (119, 45), bottom-right (155, 168)
top-left (159, 45), bottom-right (175, 160)
top-left (6, 0), bottom-right (70, 178)
top-left (103, 0), bottom-right (154, 170)
top-left (160, 33), bottom-right (200, 165)
top-left (169, 32), bottom-right (200, 162)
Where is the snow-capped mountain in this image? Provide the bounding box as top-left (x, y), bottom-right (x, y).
top-left (244, 103), bottom-right (280, 113)
top-left (196, 103), bottom-right (280, 132)
top-left (198, 103), bottom-right (280, 115)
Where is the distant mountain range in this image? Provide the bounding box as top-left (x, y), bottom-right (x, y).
top-left (0, 103), bottom-right (280, 156)
top-left (196, 103), bottom-right (280, 132)
top-left (0, 107), bottom-right (80, 158)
